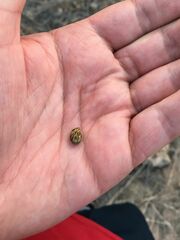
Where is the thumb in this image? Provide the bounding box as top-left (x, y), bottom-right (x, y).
top-left (0, 0), bottom-right (26, 45)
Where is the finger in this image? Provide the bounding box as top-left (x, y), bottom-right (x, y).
top-left (130, 90), bottom-right (180, 166)
top-left (0, 0), bottom-right (26, 45)
top-left (115, 18), bottom-right (180, 81)
top-left (130, 59), bottom-right (180, 112)
top-left (89, 0), bottom-right (180, 50)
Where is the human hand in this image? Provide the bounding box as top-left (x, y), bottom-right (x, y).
top-left (0, 0), bottom-right (179, 239)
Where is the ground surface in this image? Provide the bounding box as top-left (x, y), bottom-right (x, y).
top-left (22, 1), bottom-right (180, 239)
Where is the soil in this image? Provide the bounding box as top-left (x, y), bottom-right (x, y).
top-left (21, 1), bottom-right (180, 239)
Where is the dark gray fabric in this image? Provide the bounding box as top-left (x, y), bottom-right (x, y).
top-left (79, 203), bottom-right (155, 240)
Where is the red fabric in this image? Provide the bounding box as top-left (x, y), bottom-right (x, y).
top-left (26, 213), bottom-right (123, 240)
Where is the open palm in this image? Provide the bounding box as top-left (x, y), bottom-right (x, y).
top-left (0, 0), bottom-right (180, 239)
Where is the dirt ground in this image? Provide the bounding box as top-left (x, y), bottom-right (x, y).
top-left (22, 1), bottom-right (180, 239)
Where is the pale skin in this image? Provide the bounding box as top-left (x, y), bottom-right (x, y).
top-left (0, 0), bottom-right (179, 239)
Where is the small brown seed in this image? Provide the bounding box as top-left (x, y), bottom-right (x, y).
top-left (70, 128), bottom-right (82, 145)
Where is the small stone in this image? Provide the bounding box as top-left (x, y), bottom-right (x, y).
top-left (148, 145), bottom-right (171, 169)
top-left (90, 2), bottom-right (98, 11)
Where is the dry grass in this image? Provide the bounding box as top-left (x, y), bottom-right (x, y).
top-left (22, 1), bottom-right (180, 239)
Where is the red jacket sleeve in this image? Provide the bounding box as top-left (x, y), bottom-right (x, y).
top-left (26, 213), bottom-right (124, 240)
